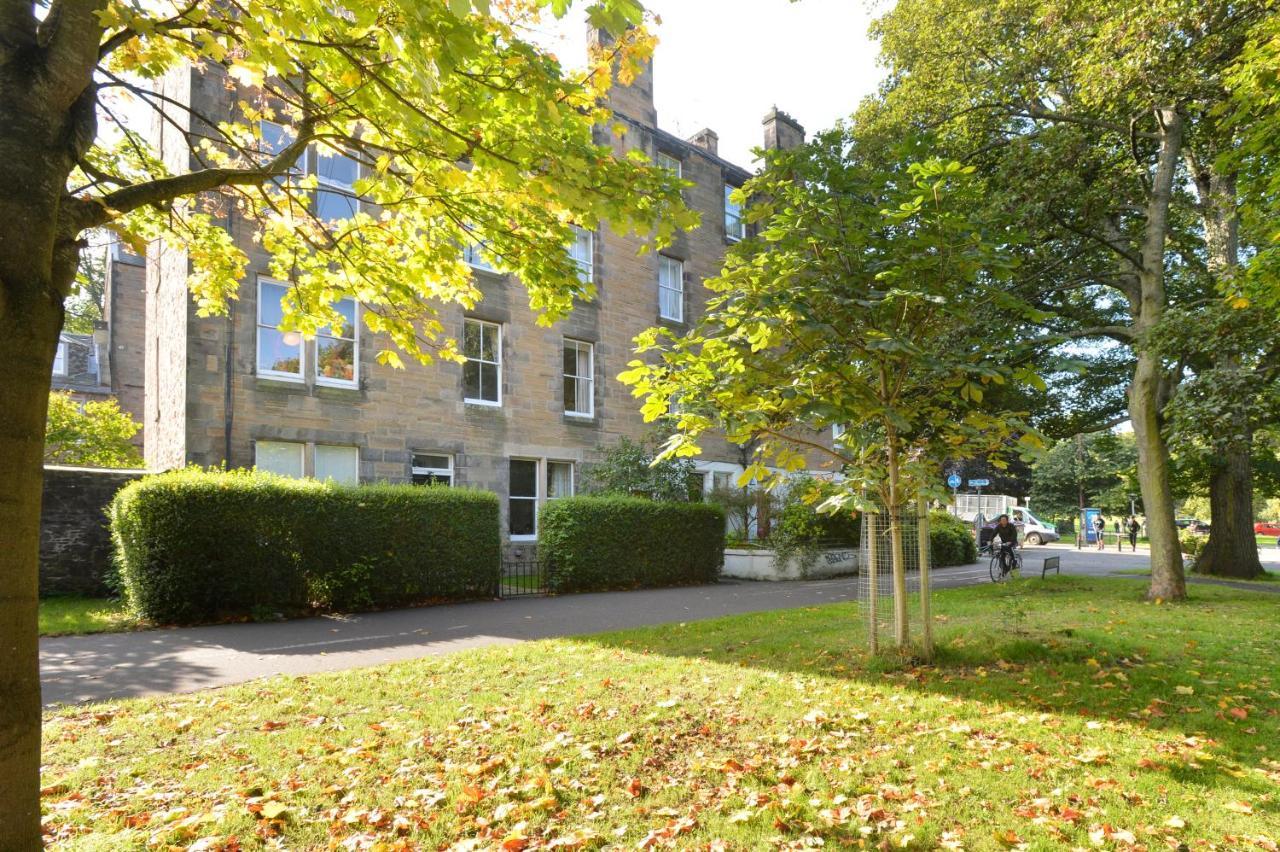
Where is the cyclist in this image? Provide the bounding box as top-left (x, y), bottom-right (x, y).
top-left (992, 513), bottom-right (1019, 576)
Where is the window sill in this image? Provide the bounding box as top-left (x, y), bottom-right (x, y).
top-left (563, 412), bottom-right (598, 426)
top-left (315, 384), bottom-right (363, 401)
top-left (464, 399), bottom-right (503, 410)
top-left (510, 534), bottom-right (537, 542)
top-left (255, 376), bottom-right (308, 393)
top-left (655, 315), bottom-right (686, 331)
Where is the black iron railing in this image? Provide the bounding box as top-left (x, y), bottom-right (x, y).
top-left (497, 558), bottom-right (552, 598)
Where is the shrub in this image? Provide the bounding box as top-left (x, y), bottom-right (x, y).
top-left (928, 510), bottom-right (977, 567)
top-left (1179, 530), bottom-right (1206, 559)
top-left (109, 468), bottom-right (500, 624)
top-left (539, 496), bottom-right (725, 592)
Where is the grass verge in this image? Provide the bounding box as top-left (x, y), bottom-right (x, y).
top-left (39, 596), bottom-right (138, 637)
top-left (1113, 567), bottom-right (1278, 584)
top-left (42, 578), bottom-right (1279, 849)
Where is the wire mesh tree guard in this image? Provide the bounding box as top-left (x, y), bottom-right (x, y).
top-left (858, 499), bottom-right (934, 658)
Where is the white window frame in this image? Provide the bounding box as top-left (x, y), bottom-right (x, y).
top-left (547, 460), bottom-right (575, 500)
top-left (570, 226), bottom-right (594, 284)
top-left (832, 424), bottom-right (846, 441)
top-left (52, 340), bottom-right (68, 376)
top-left (259, 121), bottom-right (359, 220)
top-left (658, 255), bottom-right (684, 323)
top-left (508, 457), bottom-right (540, 541)
top-left (411, 452), bottom-right (454, 486)
top-left (563, 338), bottom-right (594, 418)
top-left (462, 224), bottom-right (497, 272)
top-left (656, 151), bottom-right (681, 178)
top-left (724, 183), bottom-right (745, 241)
top-left (256, 277), bottom-right (305, 382)
top-left (314, 297), bottom-right (359, 389)
top-left (313, 444), bottom-right (360, 485)
top-left (463, 318), bottom-right (502, 406)
top-left (255, 440), bottom-right (305, 479)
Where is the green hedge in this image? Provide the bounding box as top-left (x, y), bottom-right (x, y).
top-left (539, 496), bottom-right (725, 592)
top-left (109, 468), bottom-right (500, 624)
top-left (928, 510), bottom-right (977, 567)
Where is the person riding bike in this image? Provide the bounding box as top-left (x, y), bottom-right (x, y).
top-left (992, 513), bottom-right (1019, 575)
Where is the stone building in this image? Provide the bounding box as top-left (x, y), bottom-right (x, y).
top-left (106, 28), bottom-right (828, 543)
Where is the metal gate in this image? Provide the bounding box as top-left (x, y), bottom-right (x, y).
top-left (498, 557), bottom-right (552, 598)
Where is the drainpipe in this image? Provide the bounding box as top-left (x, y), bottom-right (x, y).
top-left (223, 207), bottom-right (235, 467)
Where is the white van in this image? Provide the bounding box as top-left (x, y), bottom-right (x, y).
top-left (1010, 508), bottom-right (1059, 545)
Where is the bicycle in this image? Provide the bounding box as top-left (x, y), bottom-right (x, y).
top-left (989, 541), bottom-right (1022, 582)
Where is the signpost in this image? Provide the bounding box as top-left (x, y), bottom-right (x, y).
top-left (947, 474), bottom-right (961, 515)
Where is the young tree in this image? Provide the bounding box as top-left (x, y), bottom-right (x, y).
top-left (621, 136), bottom-right (1041, 650)
top-left (44, 391), bottom-right (143, 468)
top-left (862, 0), bottom-right (1275, 601)
top-left (0, 0), bottom-right (690, 841)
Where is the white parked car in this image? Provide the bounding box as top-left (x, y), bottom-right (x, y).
top-left (1010, 508), bottom-right (1059, 545)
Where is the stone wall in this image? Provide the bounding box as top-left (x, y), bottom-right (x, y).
top-left (40, 466), bottom-right (146, 596)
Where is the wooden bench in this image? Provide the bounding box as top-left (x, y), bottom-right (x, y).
top-left (1042, 555), bottom-right (1061, 578)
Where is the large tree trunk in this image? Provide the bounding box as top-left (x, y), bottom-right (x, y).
top-left (1196, 434), bottom-right (1264, 578)
top-left (1132, 107), bottom-right (1186, 602)
top-left (1, 53), bottom-right (87, 848)
top-left (0, 300), bottom-right (60, 851)
top-left (1185, 162), bottom-right (1262, 579)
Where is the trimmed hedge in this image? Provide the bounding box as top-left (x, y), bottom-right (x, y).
top-left (109, 468), bottom-right (500, 624)
top-left (539, 496), bottom-right (725, 592)
top-left (928, 510), bottom-right (978, 567)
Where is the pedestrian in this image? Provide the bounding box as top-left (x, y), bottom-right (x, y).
top-left (1127, 516), bottom-right (1140, 552)
top-left (1093, 514), bottom-right (1105, 550)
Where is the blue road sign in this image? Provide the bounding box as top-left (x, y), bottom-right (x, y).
top-left (968, 478), bottom-right (990, 487)
top-left (947, 474), bottom-right (961, 489)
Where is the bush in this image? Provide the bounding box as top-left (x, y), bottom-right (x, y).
top-left (1179, 530), bottom-right (1206, 559)
top-left (539, 496), bottom-right (725, 592)
top-left (928, 510), bottom-right (977, 567)
top-left (109, 468), bottom-right (500, 624)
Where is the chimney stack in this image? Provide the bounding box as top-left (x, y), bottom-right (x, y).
top-left (586, 24), bottom-right (656, 126)
top-left (762, 107), bottom-right (805, 151)
top-left (687, 128), bottom-right (719, 157)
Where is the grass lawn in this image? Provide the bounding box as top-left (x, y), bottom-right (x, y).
top-left (41, 577), bottom-right (1280, 850)
top-left (38, 596), bottom-right (138, 637)
top-left (1113, 567), bottom-right (1278, 584)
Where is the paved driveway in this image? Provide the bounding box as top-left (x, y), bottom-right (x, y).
top-left (40, 545), bottom-right (1277, 707)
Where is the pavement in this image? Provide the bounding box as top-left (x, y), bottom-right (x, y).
top-left (40, 543), bottom-right (1279, 707)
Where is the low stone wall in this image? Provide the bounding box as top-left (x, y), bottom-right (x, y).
top-left (40, 466), bottom-right (147, 596)
top-left (723, 547), bottom-right (858, 581)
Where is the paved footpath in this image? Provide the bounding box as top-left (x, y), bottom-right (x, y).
top-left (40, 545), bottom-right (1277, 707)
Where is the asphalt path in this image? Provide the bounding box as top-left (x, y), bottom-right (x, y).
top-left (40, 543), bottom-right (1277, 707)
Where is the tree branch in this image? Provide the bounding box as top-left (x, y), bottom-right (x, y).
top-left (68, 121), bottom-right (314, 230)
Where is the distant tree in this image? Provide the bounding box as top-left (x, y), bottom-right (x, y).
top-left (1028, 433), bottom-right (1138, 519)
top-left (582, 434), bottom-right (698, 502)
top-left (62, 240), bottom-right (106, 335)
top-left (44, 392), bottom-right (143, 469)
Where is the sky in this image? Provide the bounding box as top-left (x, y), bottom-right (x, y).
top-left (529, 0), bottom-right (888, 168)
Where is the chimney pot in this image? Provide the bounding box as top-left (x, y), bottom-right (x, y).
top-left (762, 107), bottom-right (805, 151)
top-left (688, 128), bottom-right (719, 157)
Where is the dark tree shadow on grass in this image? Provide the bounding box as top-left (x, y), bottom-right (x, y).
top-left (578, 576), bottom-right (1280, 804)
